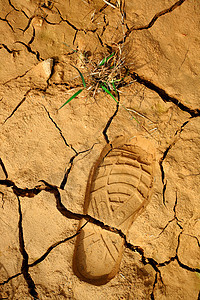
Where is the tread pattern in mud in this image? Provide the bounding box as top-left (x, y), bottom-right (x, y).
top-left (88, 144), bottom-right (154, 231)
top-left (73, 138), bottom-right (155, 284)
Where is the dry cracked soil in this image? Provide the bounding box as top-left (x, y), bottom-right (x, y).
top-left (0, 0), bottom-right (200, 299)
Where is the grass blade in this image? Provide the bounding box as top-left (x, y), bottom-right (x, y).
top-left (63, 43), bottom-right (77, 53)
top-left (99, 57), bottom-right (106, 67)
top-left (112, 81), bottom-right (118, 95)
top-left (101, 84), bottom-right (119, 104)
top-left (71, 65), bottom-right (86, 88)
top-left (99, 52), bottom-right (115, 66)
top-left (58, 89), bottom-right (83, 110)
top-left (106, 52), bottom-right (115, 63)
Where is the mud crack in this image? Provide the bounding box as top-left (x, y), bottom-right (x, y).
top-left (130, 72), bottom-right (200, 117)
top-left (0, 222), bottom-right (88, 287)
top-left (0, 12), bottom-right (14, 32)
top-left (103, 92), bottom-right (120, 143)
top-left (120, 0), bottom-right (187, 42)
top-left (8, 0), bottom-right (20, 11)
top-left (2, 69), bottom-right (31, 85)
top-left (17, 196), bottom-right (39, 299)
top-left (60, 143), bottom-right (97, 189)
top-left (60, 154), bottom-right (76, 189)
top-left (0, 158), bottom-right (8, 179)
top-left (3, 72), bottom-right (55, 123)
top-left (28, 222), bottom-right (88, 268)
top-left (159, 120), bottom-right (189, 205)
top-left (0, 179), bottom-right (41, 197)
top-left (28, 26), bottom-right (36, 46)
top-left (21, 15), bottom-right (36, 33)
top-left (3, 89), bottom-right (32, 124)
top-left (0, 271), bottom-right (22, 287)
top-left (43, 106), bottom-right (98, 189)
top-left (0, 159), bottom-right (8, 208)
top-left (55, 6), bottom-right (98, 34)
top-left (0, 43), bottom-right (20, 56)
top-left (43, 106), bottom-right (76, 151)
top-left (158, 191), bottom-right (183, 235)
top-left (157, 231), bottom-right (200, 273)
top-left (150, 271), bottom-right (163, 300)
top-left (15, 41), bottom-right (41, 61)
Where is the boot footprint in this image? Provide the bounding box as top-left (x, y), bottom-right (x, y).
top-left (73, 136), bottom-right (155, 285)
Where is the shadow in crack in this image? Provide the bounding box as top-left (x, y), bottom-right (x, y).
top-left (17, 196), bottom-right (39, 299)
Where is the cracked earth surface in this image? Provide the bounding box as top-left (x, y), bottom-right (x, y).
top-left (0, 0), bottom-right (200, 299)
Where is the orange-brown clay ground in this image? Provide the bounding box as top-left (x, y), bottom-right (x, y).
top-left (0, 1), bottom-right (200, 299)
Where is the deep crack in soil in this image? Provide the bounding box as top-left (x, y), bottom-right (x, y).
top-left (17, 196), bottom-right (39, 299)
top-left (102, 92), bottom-right (120, 144)
top-left (130, 72), bottom-right (200, 117)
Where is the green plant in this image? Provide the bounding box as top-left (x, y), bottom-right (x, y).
top-left (58, 49), bottom-right (156, 134)
top-left (58, 65), bottom-right (86, 110)
top-left (58, 51), bottom-right (127, 110)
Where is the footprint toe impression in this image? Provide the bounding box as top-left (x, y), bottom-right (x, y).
top-left (73, 136), bottom-right (155, 285)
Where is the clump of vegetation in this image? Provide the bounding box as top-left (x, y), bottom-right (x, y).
top-left (58, 47), bottom-right (157, 135)
top-left (58, 49), bottom-right (129, 109)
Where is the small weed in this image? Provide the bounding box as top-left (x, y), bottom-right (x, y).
top-left (58, 49), bottom-right (129, 109)
top-left (59, 88), bottom-right (83, 110)
top-left (58, 46), bottom-right (157, 135)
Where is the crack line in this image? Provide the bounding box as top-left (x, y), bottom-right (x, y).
top-left (130, 72), bottom-right (200, 117)
top-left (3, 89), bottom-right (32, 124)
top-left (159, 120), bottom-right (189, 205)
top-left (17, 196), bottom-right (39, 299)
top-left (103, 91), bottom-right (120, 143)
top-left (183, 234), bottom-right (200, 247)
top-left (158, 191), bottom-right (183, 237)
top-left (157, 231), bottom-right (200, 273)
top-left (120, 0), bottom-right (187, 42)
top-left (0, 272), bottom-right (22, 286)
top-left (0, 13), bottom-right (14, 32)
top-left (15, 41), bottom-right (41, 61)
top-left (28, 222), bottom-right (88, 268)
top-left (60, 143), bottom-right (97, 189)
top-left (28, 26), bottom-right (36, 45)
top-left (0, 158), bottom-right (8, 179)
top-left (0, 43), bottom-right (19, 56)
top-left (2, 69), bottom-right (30, 85)
top-left (54, 6), bottom-right (97, 33)
top-left (43, 106), bottom-right (73, 150)
top-left (8, 0), bottom-right (19, 11)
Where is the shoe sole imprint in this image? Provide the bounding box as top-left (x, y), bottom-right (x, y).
top-left (73, 136), bottom-right (155, 285)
